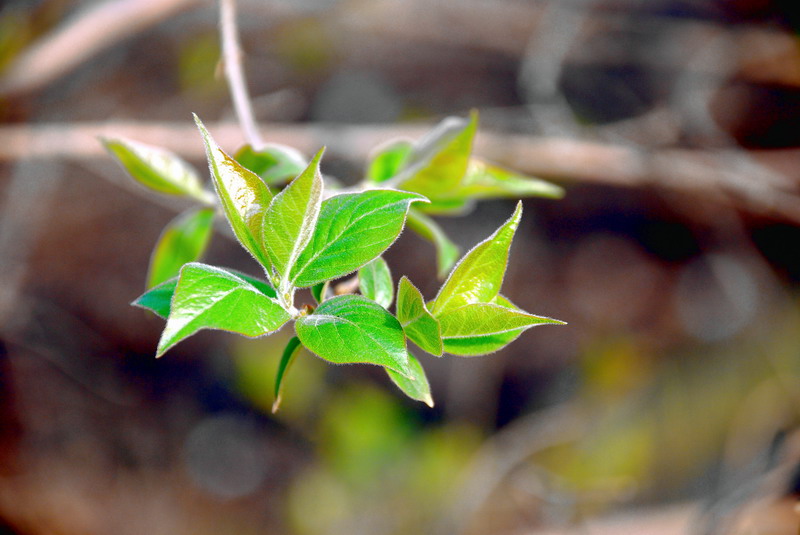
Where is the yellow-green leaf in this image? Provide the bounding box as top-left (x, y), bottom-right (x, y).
top-left (386, 353), bottom-right (434, 407)
top-left (396, 276), bottom-right (442, 356)
top-left (147, 208), bottom-right (214, 288)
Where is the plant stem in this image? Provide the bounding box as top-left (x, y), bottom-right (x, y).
top-left (219, 0), bottom-right (264, 149)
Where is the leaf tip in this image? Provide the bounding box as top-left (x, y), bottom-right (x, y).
top-left (424, 394), bottom-right (435, 408)
top-left (271, 395), bottom-right (282, 414)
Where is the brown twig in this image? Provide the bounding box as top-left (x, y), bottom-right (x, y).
top-left (1, 121), bottom-right (800, 222)
top-left (0, 0), bottom-right (200, 97)
top-left (219, 0), bottom-right (264, 149)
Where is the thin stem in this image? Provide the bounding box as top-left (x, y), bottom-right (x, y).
top-left (219, 0), bottom-right (264, 149)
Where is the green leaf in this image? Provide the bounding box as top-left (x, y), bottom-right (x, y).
top-left (194, 115), bottom-right (274, 269)
top-left (396, 276), bottom-right (442, 356)
top-left (235, 143), bottom-right (307, 186)
top-left (386, 353), bottom-right (433, 407)
top-left (147, 208), bottom-right (215, 288)
top-left (132, 278), bottom-right (177, 319)
top-left (272, 336), bottom-right (303, 413)
top-left (394, 112), bottom-right (476, 199)
top-left (366, 139), bottom-right (414, 183)
top-left (438, 303), bottom-right (564, 339)
top-left (405, 209), bottom-right (459, 279)
top-left (263, 148), bottom-right (325, 281)
top-left (133, 268), bottom-right (277, 319)
top-left (460, 159), bottom-right (564, 199)
top-left (430, 201), bottom-right (522, 316)
top-left (290, 190), bottom-right (427, 287)
top-left (358, 257), bottom-right (393, 309)
top-left (101, 136), bottom-right (213, 203)
top-left (440, 295), bottom-right (563, 356)
top-left (156, 263), bottom-right (290, 357)
top-left (311, 281), bottom-right (329, 304)
top-left (294, 294), bottom-right (411, 376)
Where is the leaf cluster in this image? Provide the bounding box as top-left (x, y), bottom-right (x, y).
top-left (105, 113), bottom-right (565, 407)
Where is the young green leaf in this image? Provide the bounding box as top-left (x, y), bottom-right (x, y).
top-left (272, 336), bottom-right (303, 413)
top-left (194, 114), bottom-right (273, 269)
top-left (430, 201), bottom-right (522, 316)
top-left (294, 294), bottom-right (411, 376)
top-left (133, 268), bottom-right (277, 319)
top-left (394, 112), bottom-right (476, 198)
top-left (461, 159), bottom-right (564, 200)
top-left (235, 143), bottom-right (307, 186)
top-left (359, 257), bottom-right (393, 309)
top-left (132, 278), bottom-right (178, 319)
top-left (311, 281), bottom-right (329, 304)
top-left (101, 136), bottom-right (213, 203)
top-left (289, 190), bottom-right (427, 287)
top-left (438, 302), bottom-right (564, 339)
top-left (156, 263), bottom-right (290, 357)
top-left (366, 139), bottom-right (414, 183)
top-left (386, 352), bottom-right (433, 407)
top-left (396, 276), bottom-right (442, 356)
top-left (147, 208), bottom-right (215, 288)
top-left (405, 209), bottom-right (460, 278)
top-left (440, 295), bottom-right (563, 356)
top-left (263, 148), bottom-right (324, 280)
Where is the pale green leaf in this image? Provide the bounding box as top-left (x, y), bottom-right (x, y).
top-left (235, 143), bottom-right (307, 186)
top-left (156, 263), bottom-right (289, 357)
top-left (386, 353), bottom-right (433, 407)
top-left (133, 268), bottom-right (277, 319)
top-left (366, 139), bottom-right (413, 183)
top-left (264, 148), bottom-right (324, 280)
top-left (194, 114), bottom-right (273, 269)
top-left (102, 136), bottom-right (213, 203)
top-left (441, 295), bottom-right (563, 356)
top-left (396, 276), bottom-right (442, 356)
top-left (359, 257), bottom-right (393, 309)
top-left (438, 302), bottom-right (564, 339)
top-left (394, 112), bottom-right (476, 198)
top-left (290, 190), bottom-right (427, 287)
top-left (430, 201), bottom-right (522, 315)
top-left (405, 209), bottom-right (460, 278)
top-left (461, 158), bottom-right (564, 199)
top-left (272, 336), bottom-right (303, 413)
top-left (147, 208), bottom-right (215, 288)
top-left (294, 295), bottom-right (411, 376)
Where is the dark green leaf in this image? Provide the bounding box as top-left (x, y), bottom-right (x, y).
top-left (396, 276), bottom-right (442, 356)
top-left (263, 149), bottom-right (324, 280)
top-left (194, 115), bottom-right (273, 269)
top-left (359, 257), bottom-right (393, 309)
top-left (386, 352), bottom-right (433, 407)
top-left (147, 208), bottom-right (215, 288)
top-left (294, 294), bottom-right (411, 376)
top-left (394, 112), bottom-right (476, 199)
top-left (366, 139), bottom-right (413, 183)
top-left (102, 136), bottom-right (213, 203)
top-left (405, 209), bottom-right (459, 278)
top-left (235, 143), bottom-right (307, 186)
top-left (430, 201), bottom-right (521, 316)
top-left (311, 281), bottom-right (329, 304)
top-left (156, 263), bottom-right (289, 357)
top-left (272, 336), bottom-right (303, 413)
top-left (132, 278), bottom-right (177, 319)
top-left (290, 190), bottom-right (427, 287)
top-left (133, 268), bottom-right (277, 319)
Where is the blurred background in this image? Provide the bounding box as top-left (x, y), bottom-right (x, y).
top-left (3, 0), bottom-right (800, 533)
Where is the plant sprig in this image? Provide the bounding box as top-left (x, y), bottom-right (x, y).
top-left (108, 112), bottom-right (566, 408)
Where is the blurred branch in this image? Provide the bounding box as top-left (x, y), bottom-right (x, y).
top-left (0, 0), bottom-right (201, 98)
top-left (219, 0), bottom-right (264, 149)
top-left (2, 121), bottom-right (800, 222)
